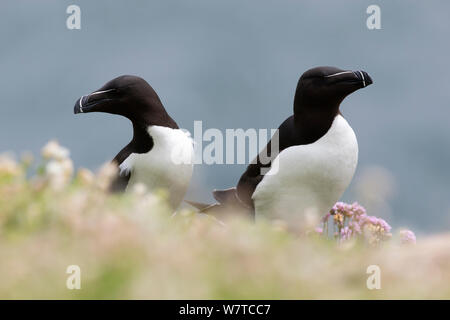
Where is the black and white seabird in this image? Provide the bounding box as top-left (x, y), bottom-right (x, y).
top-left (190, 66), bottom-right (372, 222)
top-left (74, 75), bottom-right (194, 208)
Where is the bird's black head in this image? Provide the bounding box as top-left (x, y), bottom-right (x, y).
top-left (74, 75), bottom-right (178, 129)
top-left (294, 66), bottom-right (373, 116)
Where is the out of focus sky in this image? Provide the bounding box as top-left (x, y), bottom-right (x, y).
top-left (1, 1), bottom-right (449, 233)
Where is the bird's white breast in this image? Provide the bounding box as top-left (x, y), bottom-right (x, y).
top-left (119, 126), bottom-right (194, 208)
top-left (252, 115), bottom-right (358, 223)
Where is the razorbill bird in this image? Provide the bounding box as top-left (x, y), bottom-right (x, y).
top-left (190, 66), bottom-right (372, 223)
top-left (74, 75), bottom-right (194, 208)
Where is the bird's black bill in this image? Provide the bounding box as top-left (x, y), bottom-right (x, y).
top-left (353, 70), bottom-right (373, 87)
top-left (74, 95), bottom-right (89, 114)
top-left (73, 89), bottom-right (116, 114)
top-left (325, 69), bottom-right (373, 89)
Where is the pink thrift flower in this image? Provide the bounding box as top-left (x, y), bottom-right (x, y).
top-left (322, 212), bottom-right (331, 223)
top-left (350, 202), bottom-right (366, 216)
top-left (340, 226), bottom-right (353, 241)
top-left (400, 230), bottom-right (416, 245)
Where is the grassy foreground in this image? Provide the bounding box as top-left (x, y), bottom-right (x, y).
top-left (0, 142), bottom-right (449, 299)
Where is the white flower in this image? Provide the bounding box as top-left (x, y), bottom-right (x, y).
top-left (96, 162), bottom-right (118, 191)
top-left (0, 154), bottom-right (21, 176)
top-left (45, 158), bottom-right (74, 190)
top-left (41, 140), bottom-right (70, 161)
top-left (77, 168), bottom-right (95, 185)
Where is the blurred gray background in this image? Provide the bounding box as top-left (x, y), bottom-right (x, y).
top-left (1, 0), bottom-right (449, 233)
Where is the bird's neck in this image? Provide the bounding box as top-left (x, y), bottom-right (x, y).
top-left (111, 122), bottom-right (154, 165)
top-left (293, 102), bottom-right (341, 143)
top-left (131, 122), bottom-right (154, 153)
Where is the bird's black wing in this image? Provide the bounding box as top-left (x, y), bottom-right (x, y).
top-left (236, 116), bottom-right (300, 208)
top-left (109, 170), bottom-right (131, 192)
top-left (109, 143), bottom-right (133, 193)
top-left (108, 131), bottom-right (154, 192)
